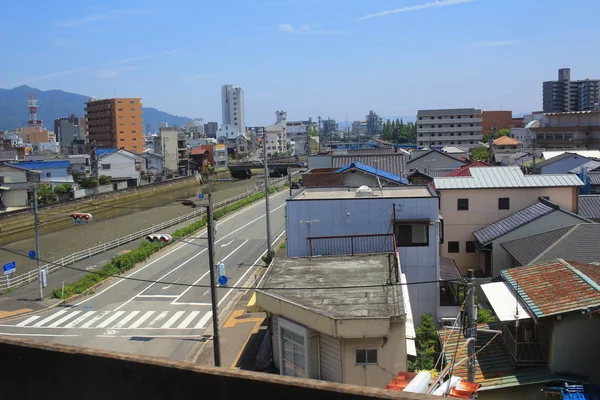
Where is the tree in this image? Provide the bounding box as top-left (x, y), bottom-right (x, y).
top-left (308, 127), bottom-right (319, 137)
top-left (35, 184), bottom-right (58, 205)
top-left (408, 313), bottom-right (441, 372)
top-left (99, 175), bottom-right (111, 185)
top-left (498, 128), bottom-right (511, 138)
top-left (53, 183), bottom-right (73, 194)
top-left (471, 146), bottom-right (490, 161)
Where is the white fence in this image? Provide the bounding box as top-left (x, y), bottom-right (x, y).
top-left (1, 174), bottom-right (296, 292)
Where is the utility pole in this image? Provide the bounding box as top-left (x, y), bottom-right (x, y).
top-left (32, 183), bottom-right (43, 301)
top-left (288, 167), bottom-right (292, 197)
top-left (263, 138), bottom-right (272, 255)
top-left (205, 182), bottom-right (221, 366)
top-left (467, 269), bottom-right (477, 383)
top-left (163, 137), bottom-right (167, 180)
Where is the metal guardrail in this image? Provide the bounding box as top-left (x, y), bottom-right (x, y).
top-left (307, 233), bottom-right (395, 257)
top-left (0, 174), bottom-right (296, 292)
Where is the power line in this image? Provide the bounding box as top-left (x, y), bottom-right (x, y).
top-left (0, 245), bottom-right (465, 292)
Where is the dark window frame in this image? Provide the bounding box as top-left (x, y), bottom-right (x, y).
top-left (448, 241), bottom-right (460, 253)
top-left (466, 241), bottom-right (476, 253)
top-left (395, 222), bottom-right (430, 247)
top-left (457, 198), bottom-right (469, 211)
top-left (498, 198), bottom-right (510, 210)
top-left (355, 349), bottom-right (378, 365)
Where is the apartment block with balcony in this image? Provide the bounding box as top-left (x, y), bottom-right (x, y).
top-left (529, 110), bottom-right (600, 150)
top-left (543, 68), bottom-right (600, 113)
top-left (85, 98), bottom-right (143, 153)
top-left (416, 108), bottom-right (482, 149)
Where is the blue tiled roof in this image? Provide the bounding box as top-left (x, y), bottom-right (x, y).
top-left (335, 161), bottom-right (408, 185)
top-left (10, 160), bottom-right (71, 170)
top-left (95, 148), bottom-right (117, 157)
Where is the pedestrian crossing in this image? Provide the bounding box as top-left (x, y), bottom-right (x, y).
top-left (11, 309), bottom-right (211, 330)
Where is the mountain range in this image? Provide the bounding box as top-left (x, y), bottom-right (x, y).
top-left (0, 85), bottom-right (193, 132)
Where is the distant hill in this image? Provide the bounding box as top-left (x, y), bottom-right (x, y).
top-left (0, 85), bottom-right (192, 132)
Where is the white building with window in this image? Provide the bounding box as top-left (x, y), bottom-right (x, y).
top-left (221, 84), bottom-right (245, 136)
top-left (416, 108), bottom-right (483, 149)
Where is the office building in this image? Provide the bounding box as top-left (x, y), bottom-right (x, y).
top-left (203, 122), bottom-right (218, 138)
top-left (54, 114), bottom-right (86, 153)
top-left (416, 108), bottom-right (482, 149)
top-left (480, 110), bottom-right (523, 135)
top-left (85, 98), bottom-right (144, 152)
top-left (543, 68), bottom-right (600, 113)
top-left (221, 84), bottom-right (245, 136)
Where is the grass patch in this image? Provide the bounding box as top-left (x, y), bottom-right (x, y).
top-left (52, 185), bottom-right (281, 299)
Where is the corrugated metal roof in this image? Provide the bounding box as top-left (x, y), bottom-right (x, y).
top-left (440, 257), bottom-right (463, 281)
top-left (95, 148), bottom-right (117, 157)
top-left (501, 224), bottom-right (600, 266)
top-left (543, 150), bottom-right (600, 161)
top-left (332, 153), bottom-right (403, 177)
top-left (335, 162), bottom-right (408, 185)
top-left (445, 161), bottom-right (492, 177)
top-left (501, 259), bottom-right (600, 318)
top-left (472, 201), bottom-right (558, 245)
top-left (588, 173), bottom-right (600, 186)
top-left (535, 152), bottom-right (588, 170)
top-left (439, 323), bottom-right (558, 390)
top-left (9, 160), bottom-right (70, 170)
top-left (568, 161), bottom-right (600, 174)
top-left (579, 195), bottom-right (600, 219)
top-left (434, 166), bottom-right (583, 189)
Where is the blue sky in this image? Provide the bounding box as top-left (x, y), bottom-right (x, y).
top-left (2, 0), bottom-right (600, 125)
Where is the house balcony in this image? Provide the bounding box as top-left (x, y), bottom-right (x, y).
top-left (306, 233), bottom-right (396, 257)
top-left (495, 321), bottom-right (547, 367)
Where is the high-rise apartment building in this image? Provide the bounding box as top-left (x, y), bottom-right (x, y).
top-left (221, 85), bottom-right (245, 135)
top-left (543, 68), bottom-right (600, 113)
top-left (85, 98), bottom-right (144, 152)
top-left (204, 122), bottom-right (218, 138)
top-left (54, 114), bottom-right (86, 153)
top-left (416, 108), bottom-right (482, 149)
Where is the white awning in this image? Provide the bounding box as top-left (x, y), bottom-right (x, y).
top-left (481, 282), bottom-right (531, 321)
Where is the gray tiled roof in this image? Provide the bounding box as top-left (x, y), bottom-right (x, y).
top-left (589, 173), bottom-right (600, 186)
top-left (440, 257), bottom-right (463, 281)
top-left (501, 224), bottom-right (600, 265)
top-left (434, 166), bottom-right (583, 190)
top-left (579, 195), bottom-right (600, 219)
top-left (534, 152), bottom-right (587, 170)
top-left (332, 153), bottom-right (403, 177)
top-left (473, 201), bottom-right (556, 245)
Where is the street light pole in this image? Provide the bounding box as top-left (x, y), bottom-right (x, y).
top-left (205, 195), bottom-right (221, 366)
top-left (32, 183), bottom-right (43, 300)
top-left (263, 139), bottom-right (272, 255)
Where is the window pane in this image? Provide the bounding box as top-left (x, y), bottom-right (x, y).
top-left (294, 344), bottom-right (305, 369)
top-left (294, 367), bottom-right (305, 378)
top-left (283, 360), bottom-right (295, 376)
top-left (367, 349), bottom-right (378, 364)
top-left (292, 333), bottom-right (304, 344)
top-left (282, 329), bottom-right (292, 339)
top-left (396, 224), bottom-right (412, 246)
top-left (412, 224), bottom-right (428, 244)
top-left (283, 339), bottom-right (293, 362)
top-left (356, 349), bottom-right (366, 364)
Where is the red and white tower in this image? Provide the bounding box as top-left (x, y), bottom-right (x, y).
top-left (27, 92), bottom-right (43, 126)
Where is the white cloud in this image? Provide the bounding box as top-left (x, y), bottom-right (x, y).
top-left (475, 40), bottom-right (519, 47)
top-left (96, 69), bottom-right (120, 79)
top-left (113, 56), bottom-right (148, 64)
top-left (358, 0), bottom-right (474, 20)
top-left (56, 9), bottom-right (151, 28)
top-left (279, 23), bottom-right (348, 35)
top-left (12, 68), bottom-right (86, 86)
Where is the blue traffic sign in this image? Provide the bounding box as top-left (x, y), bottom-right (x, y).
top-left (218, 275), bottom-right (228, 285)
top-left (3, 261), bottom-right (16, 275)
top-left (198, 193), bottom-right (205, 199)
top-left (28, 250), bottom-right (36, 260)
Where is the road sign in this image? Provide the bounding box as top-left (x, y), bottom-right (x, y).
top-left (28, 250), bottom-right (36, 260)
top-left (218, 275), bottom-right (228, 285)
top-left (198, 193), bottom-right (205, 199)
top-left (3, 261), bottom-right (16, 275)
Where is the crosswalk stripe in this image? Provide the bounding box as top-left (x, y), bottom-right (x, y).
top-left (195, 311), bottom-right (212, 329)
top-left (96, 311), bottom-right (126, 328)
top-left (113, 311), bottom-right (140, 328)
top-left (64, 311), bottom-right (96, 328)
top-left (80, 311), bottom-right (111, 328)
top-left (147, 311), bottom-right (169, 327)
top-left (32, 310), bottom-right (67, 327)
top-left (48, 311), bottom-right (81, 328)
top-left (161, 311), bottom-right (185, 329)
top-left (129, 311), bottom-right (155, 329)
top-left (16, 316), bottom-right (40, 327)
top-left (177, 311), bottom-right (200, 329)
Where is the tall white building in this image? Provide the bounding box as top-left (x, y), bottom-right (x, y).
top-left (416, 108), bottom-right (483, 149)
top-left (221, 84), bottom-right (245, 135)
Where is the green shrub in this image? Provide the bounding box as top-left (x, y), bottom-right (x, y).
top-left (99, 175), bottom-right (111, 185)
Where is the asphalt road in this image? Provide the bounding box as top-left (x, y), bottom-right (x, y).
top-left (0, 189), bottom-right (289, 361)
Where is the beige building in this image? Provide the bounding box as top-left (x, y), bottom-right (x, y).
top-left (434, 166), bottom-right (582, 275)
top-left (416, 108), bottom-right (482, 149)
top-left (254, 254), bottom-right (410, 388)
top-left (19, 126), bottom-right (55, 145)
top-left (85, 98), bottom-right (143, 152)
top-left (530, 110), bottom-right (600, 150)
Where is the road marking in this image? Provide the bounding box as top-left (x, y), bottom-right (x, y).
top-left (170, 302), bottom-right (211, 306)
top-left (64, 311), bottom-right (96, 328)
top-left (227, 310), bottom-right (265, 369)
top-left (147, 311), bottom-right (169, 327)
top-left (170, 239), bottom-right (249, 305)
top-left (195, 311), bottom-right (212, 329)
top-left (177, 311), bottom-right (200, 329)
top-left (16, 315), bottom-right (40, 327)
top-left (32, 310), bottom-right (67, 327)
top-left (162, 277), bottom-right (182, 290)
top-left (48, 311), bottom-right (81, 328)
top-left (113, 311), bottom-right (140, 328)
top-left (74, 191), bottom-right (286, 306)
top-left (126, 311), bottom-right (155, 329)
top-left (0, 332), bottom-right (81, 337)
top-left (96, 311), bottom-right (126, 328)
top-left (0, 308), bottom-right (33, 319)
top-left (220, 240), bottom-right (234, 247)
top-left (161, 311), bottom-right (185, 329)
top-left (81, 311), bottom-right (112, 328)
top-left (136, 295), bottom-right (179, 298)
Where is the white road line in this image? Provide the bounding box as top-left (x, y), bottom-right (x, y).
top-left (96, 311), bottom-right (126, 328)
top-left (74, 191), bottom-right (286, 306)
top-left (80, 311), bottom-right (111, 328)
top-left (136, 295), bottom-right (179, 298)
top-left (16, 316), bottom-right (40, 327)
top-left (64, 311), bottom-right (96, 328)
top-left (221, 240), bottom-right (234, 247)
top-left (195, 311), bottom-right (212, 329)
top-left (177, 311), bottom-right (200, 329)
top-left (32, 310), bottom-right (67, 327)
top-left (0, 332), bottom-right (81, 337)
top-left (170, 302), bottom-right (211, 306)
top-left (161, 311), bottom-right (185, 329)
top-left (113, 311), bottom-right (140, 328)
top-left (114, 203), bottom-right (285, 311)
top-left (161, 277), bottom-right (182, 290)
top-left (129, 311), bottom-right (155, 329)
top-left (170, 239), bottom-right (249, 305)
top-left (48, 311), bottom-right (81, 328)
top-left (147, 311), bottom-right (169, 327)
